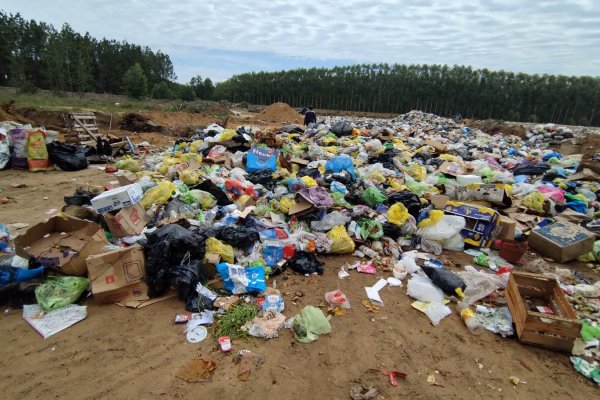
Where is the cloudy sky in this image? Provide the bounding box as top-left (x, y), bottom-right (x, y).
top-left (2, 0), bottom-right (599, 82)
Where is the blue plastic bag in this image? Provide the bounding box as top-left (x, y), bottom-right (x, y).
top-left (263, 243), bottom-right (284, 267)
top-left (325, 156), bottom-right (356, 180)
top-left (246, 147), bottom-right (278, 172)
top-left (217, 263), bottom-right (267, 294)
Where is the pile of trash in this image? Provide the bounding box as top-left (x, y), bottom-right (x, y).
top-left (1, 109), bottom-right (600, 385)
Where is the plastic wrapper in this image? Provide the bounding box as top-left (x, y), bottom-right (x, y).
top-left (217, 263), bottom-right (266, 294)
top-left (311, 211), bottom-right (351, 232)
top-left (407, 274), bottom-right (445, 302)
top-left (423, 301), bottom-right (452, 326)
top-left (325, 290), bottom-right (351, 309)
top-left (35, 277), bottom-right (89, 312)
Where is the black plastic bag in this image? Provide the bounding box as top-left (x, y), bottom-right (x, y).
top-left (143, 224), bottom-right (205, 297)
top-left (287, 251), bottom-right (324, 275)
top-left (330, 121), bottom-right (353, 137)
top-left (168, 258), bottom-right (206, 302)
top-left (383, 222), bottom-right (403, 239)
top-left (215, 226), bottom-right (259, 248)
top-left (388, 190), bottom-right (422, 218)
top-left (194, 180), bottom-right (232, 206)
top-left (47, 141), bottom-right (88, 171)
top-left (421, 266), bottom-right (466, 296)
top-left (512, 162), bottom-right (550, 176)
top-left (246, 169), bottom-right (276, 191)
top-left (297, 167), bottom-right (321, 179)
top-left (64, 187), bottom-right (100, 206)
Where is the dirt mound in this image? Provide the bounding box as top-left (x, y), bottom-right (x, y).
top-left (119, 113), bottom-right (162, 133)
top-left (175, 101), bottom-right (231, 117)
top-left (463, 119), bottom-right (527, 138)
top-left (256, 102), bottom-right (301, 123)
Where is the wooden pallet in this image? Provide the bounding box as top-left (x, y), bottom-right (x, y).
top-left (65, 112), bottom-right (100, 145)
top-left (506, 272), bottom-right (581, 352)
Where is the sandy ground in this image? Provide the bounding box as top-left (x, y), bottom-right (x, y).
top-left (1, 166), bottom-right (599, 399)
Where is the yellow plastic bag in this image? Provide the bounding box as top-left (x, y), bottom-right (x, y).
top-left (157, 156), bottom-right (182, 175)
top-left (206, 237), bottom-right (234, 263)
top-left (321, 146), bottom-right (338, 154)
top-left (278, 197), bottom-right (296, 214)
top-left (388, 178), bottom-right (405, 190)
top-left (369, 170), bottom-right (386, 183)
top-left (418, 209), bottom-right (444, 228)
top-left (189, 140), bottom-right (204, 153)
top-left (407, 163), bottom-right (426, 181)
top-left (115, 156), bottom-right (141, 173)
top-left (522, 192), bottom-right (546, 214)
top-left (387, 203), bottom-right (409, 226)
top-left (439, 154), bottom-right (459, 162)
top-left (327, 225), bottom-right (355, 254)
top-left (218, 129), bottom-right (236, 142)
top-left (300, 176), bottom-right (318, 187)
top-left (140, 180), bottom-right (176, 209)
top-left (179, 169), bottom-right (200, 185)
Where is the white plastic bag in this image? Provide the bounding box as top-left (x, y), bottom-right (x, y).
top-left (407, 274), bottom-right (445, 302)
top-left (424, 301), bottom-right (452, 326)
top-left (442, 233), bottom-right (464, 251)
top-left (418, 215), bottom-right (466, 241)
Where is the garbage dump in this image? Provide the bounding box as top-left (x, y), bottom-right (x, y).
top-left (1, 108), bottom-right (600, 387)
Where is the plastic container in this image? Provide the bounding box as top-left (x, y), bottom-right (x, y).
top-left (499, 240), bottom-right (528, 263)
top-left (458, 304), bottom-right (484, 335)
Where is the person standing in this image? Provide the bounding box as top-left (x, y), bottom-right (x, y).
top-left (304, 105), bottom-right (317, 126)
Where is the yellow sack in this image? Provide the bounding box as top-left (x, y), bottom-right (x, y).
top-left (418, 209), bottom-right (444, 228)
top-left (327, 225), bottom-right (355, 254)
top-left (189, 140), bottom-right (204, 153)
top-left (278, 197), bottom-right (295, 214)
top-left (206, 237), bottom-right (234, 263)
top-left (140, 180), bottom-right (176, 209)
top-left (157, 156), bottom-right (182, 175)
top-left (522, 192), bottom-right (546, 214)
top-left (388, 178), bottom-right (405, 190)
top-left (179, 169), bottom-right (200, 185)
top-left (300, 176), bottom-right (318, 187)
top-left (387, 203), bottom-right (409, 226)
top-left (321, 146), bottom-right (338, 154)
top-left (439, 154), bottom-right (459, 162)
top-left (407, 163), bottom-right (426, 181)
top-left (219, 129), bottom-right (236, 142)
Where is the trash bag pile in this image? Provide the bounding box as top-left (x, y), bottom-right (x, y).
top-left (2, 109), bottom-right (600, 383)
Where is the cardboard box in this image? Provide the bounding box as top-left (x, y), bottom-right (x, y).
top-left (115, 171), bottom-right (138, 186)
top-left (445, 183), bottom-right (512, 207)
top-left (438, 161), bottom-right (466, 177)
top-left (430, 194), bottom-right (449, 209)
top-left (528, 220), bottom-right (595, 263)
top-left (423, 140), bottom-right (447, 153)
top-left (14, 216), bottom-right (109, 276)
top-left (91, 183), bottom-right (143, 213)
top-left (444, 201), bottom-right (500, 248)
top-left (497, 216), bottom-right (516, 240)
top-left (85, 245), bottom-right (149, 303)
top-left (288, 198), bottom-right (315, 216)
top-left (103, 203), bottom-right (147, 238)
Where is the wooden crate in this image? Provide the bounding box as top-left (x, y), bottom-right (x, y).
top-left (506, 271), bottom-right (581, 352)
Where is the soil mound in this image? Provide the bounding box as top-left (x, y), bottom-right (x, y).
top-left (256, 102), bottom-right (301, 123)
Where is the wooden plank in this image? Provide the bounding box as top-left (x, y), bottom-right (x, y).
top-left (506, 276), bottom-right (527, 336)
top-left (519, 330), bottom-right (574, 352)
top-left (73, 118), bottom-right (99, 140)
top-left (552, 286), bottom-right (578, 319)
top-left (524, 317), bottom-right (581, 338)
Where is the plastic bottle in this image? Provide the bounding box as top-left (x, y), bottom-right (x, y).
top-left (458, 303), bottom-right (484, 335)
top-left (358, 245), bottom-right (380, 260)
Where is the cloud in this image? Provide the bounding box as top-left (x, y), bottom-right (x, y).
top-left (2, 0), bottom-right (599, 82)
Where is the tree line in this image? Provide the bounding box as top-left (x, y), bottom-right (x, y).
top-left (215, 64), bottom-right (600, 126)
top-left (0, 11), bottom-right (213, 101)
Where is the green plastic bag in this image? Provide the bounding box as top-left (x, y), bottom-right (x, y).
top-left (331, 191), bottom-right (352, 209)
top-left (581, 322), bottom-right (600, 342)
top-left (405, 177), bottom-right (429, 196)
top-left (181, 189), bottom-right (217, 210)
top-left (115, 156), bottom-right (142, 173)
top-left (361, 187), bottom-right (387, 207)
top-left (292, 306), bottom-right (332, 343)
top-left (360, 219), bottom-right (383, 240)
top-left (35, 277), bottom-right (89, 312)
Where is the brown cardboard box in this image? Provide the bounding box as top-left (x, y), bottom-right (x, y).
top-left (103, 203), bottom-right (147, 238)
top-left (85, 245), bottom-right (149, 303)
top-left (528, 220), bottom-right (595, 263)
top-left (497, 216), bottom-right (516, 240)
top-left (14, 216), bottom-right (109, 276)
top-left (430, 194), bottom-right (449, 209)
top-left (115, 171), bottom-right (138, 186)
top-left (438, 161), bottom-right (466, 176)
top-left (423, 140), bottom-right (447, 153)
top-left (288, 198), bottom-right (315, 216)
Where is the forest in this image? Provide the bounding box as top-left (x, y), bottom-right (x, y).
top-left (2, 10), bottom-right (599, 126)
top-left (0, 11), bottom-right (213, 100)
top-left (214, 65), bottom-right (600, 126)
